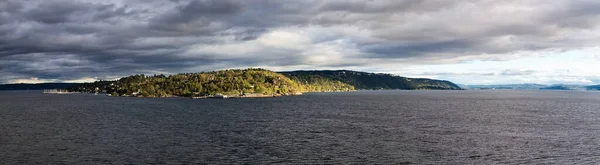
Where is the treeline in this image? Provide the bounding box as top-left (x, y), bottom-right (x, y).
top-left (67, 68), bottom-right (352, 97)
top-left (286, 75), bottom-right (354, 92)
top-left (280, 70), bottom-right (462, 90)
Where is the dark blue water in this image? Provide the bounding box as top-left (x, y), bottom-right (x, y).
top-left (1, 90), bottom-right (600, 164)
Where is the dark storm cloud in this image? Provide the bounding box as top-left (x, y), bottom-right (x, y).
top-left (1, 0), bottom-right (600, 83)
top-left (365, 39), bottom-right (475, 58)
top-left (149, 0), bottom-right (243, 33)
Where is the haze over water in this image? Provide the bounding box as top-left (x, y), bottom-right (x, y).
top-left (2, 90), bottom-right (600, 164)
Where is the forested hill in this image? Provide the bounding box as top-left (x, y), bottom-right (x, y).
top-left (280, 70), bottom-right (462, 90)
top-left (67, 68), bottom-right (355, 97)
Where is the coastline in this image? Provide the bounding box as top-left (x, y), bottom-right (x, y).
top-left (42, 89), bottom-right (79, 94)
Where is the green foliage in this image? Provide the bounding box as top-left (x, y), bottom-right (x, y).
top-left (286, 75), bottom-right (355, 92)
top-left (68, 68), bottom-right (309, 97)
top-left (281, 70), bottom-right (462, 90)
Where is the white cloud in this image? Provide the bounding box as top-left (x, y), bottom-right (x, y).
top-left (7, 77), bottom-right (53, 84)
top-left (63, 77), bottom-right (99, 83)
top-left (257, 30), bottom-right (312, 49)
top-left (396, 47), bottom-right (600, 85)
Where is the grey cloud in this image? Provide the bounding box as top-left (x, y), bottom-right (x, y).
top-left (149, 0), bottom-right (243, 33)
top-left (315, 0), bottom-right (459, 14)
top-left (26, 2), bottom-right (85, 24)
top-left (365, 39), bottom-right (475, 58)
top-left (24, 1), bottom-right (136, 24)
top-left (1, 0), bottom-right (600, 83)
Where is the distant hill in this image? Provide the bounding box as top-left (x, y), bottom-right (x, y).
top-left (540, 85), bottom-right (572, 90)
top-left (586, 85), bottom-right (600, 91)
top-left (466, 84), bottom-right (597, 91)
top-left (280, 70), bottom-right (462, 90)
top-left (540, 85), bottom-right (587, 91)
top-left (466, 84), bottom-right (548, 90)
top-left (0, 83), bottom-right (79, 91)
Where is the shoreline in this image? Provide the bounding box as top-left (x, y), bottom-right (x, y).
top-left (191, 93), bottom-right (304, 99)
top-left (72, 92), bottom-right (307, 99)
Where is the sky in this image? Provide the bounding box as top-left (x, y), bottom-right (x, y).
top-left (1, 0), bottom-right (600, 85)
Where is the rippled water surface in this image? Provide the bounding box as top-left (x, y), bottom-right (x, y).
top-left (2, 90), bottom-right (600, 164)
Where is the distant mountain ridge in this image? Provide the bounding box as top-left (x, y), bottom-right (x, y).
top-left (0, 83), bottom-right (79, 91)
top-left (466, 84), bottom-right (548, 90)
top-left (466, 84), bottom-right (598, 91)
top-left (280, 70), bottom-right (462, 90)
top-left (586, 85), bottom-right (600, 91)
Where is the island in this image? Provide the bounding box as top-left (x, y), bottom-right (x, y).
top-left (42, 68), bottom-right (461, 98)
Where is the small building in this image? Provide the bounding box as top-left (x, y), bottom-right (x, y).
top-left (210, 94), bottom-right (228, 99)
